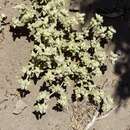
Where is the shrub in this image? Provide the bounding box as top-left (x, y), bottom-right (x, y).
top-left (12, 0), bottom-right (117, 115)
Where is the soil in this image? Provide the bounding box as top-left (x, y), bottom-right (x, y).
top-left (0, 0), bottom-right (130, 130)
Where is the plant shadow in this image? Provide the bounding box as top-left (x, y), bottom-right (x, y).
top-left (17, 88), bottom-right (30, 97)
top-left (32, 111), bottom-right (45, 120)
top-left (10, 26), bottom-right (33, 42)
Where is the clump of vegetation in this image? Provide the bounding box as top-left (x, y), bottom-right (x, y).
top-left (12, 0), bottom-right (117, 116)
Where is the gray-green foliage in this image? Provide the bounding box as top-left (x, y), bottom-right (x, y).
top-left (12, 0), bottom-right (117, 114)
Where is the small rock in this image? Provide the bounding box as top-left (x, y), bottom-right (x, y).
top-left (13, 100), bottom-right (27, 115)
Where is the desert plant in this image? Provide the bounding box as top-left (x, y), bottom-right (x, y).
top-left (12, 0), bottom-right (117, 116)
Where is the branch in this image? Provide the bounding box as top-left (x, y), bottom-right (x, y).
top-left (96, 106), bottom-right (117, 121)
top-left (85, 106), bottom-right (118, 130)
top-left (85, 110), bottom-right (99, 130)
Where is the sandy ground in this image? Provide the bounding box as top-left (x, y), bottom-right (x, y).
top-left (0, 0), bottom-right (130, 130)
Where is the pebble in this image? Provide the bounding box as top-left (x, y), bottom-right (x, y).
top-left (13, 99), bottom-right (27, 115)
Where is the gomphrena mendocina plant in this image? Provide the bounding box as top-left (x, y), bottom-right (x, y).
top-left (12, 0), bottom-right (117, 115)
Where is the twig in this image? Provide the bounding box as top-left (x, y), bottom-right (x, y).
top-left (85, 110), bottom-right (99, 130)
top-left (85, 105), bottom-right (118, 130)
top-left (0, 99), bottom-right (8, 105)
top-left (96, 106), bottom-right (118, 121)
